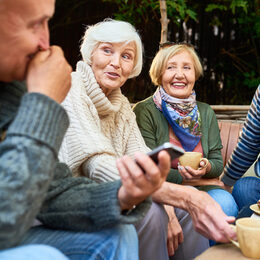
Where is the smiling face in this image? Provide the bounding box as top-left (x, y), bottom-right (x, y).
top-left (91, 41), bottom-right (136, 96)
top-left (161, 50), bottom-right (196, 99)
top-left (0, 0), bottom-right (55, 82)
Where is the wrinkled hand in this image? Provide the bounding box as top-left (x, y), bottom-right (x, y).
top-left (117, 151), bottom-right (170, 210)
top-left (164, 205), bottom-right (183, 256)
top-left (26, 46), bottom-right (72, 103)
top-left (187, 189), bottom-right (236, 242)
top-left (178, 159), bottom-right (210, 180)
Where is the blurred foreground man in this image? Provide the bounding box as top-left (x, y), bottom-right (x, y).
top-left (0, 0), bottom-right (170, 259)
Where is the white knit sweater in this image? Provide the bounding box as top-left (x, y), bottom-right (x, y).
top-left (59, 61), bottom-right (150, 183)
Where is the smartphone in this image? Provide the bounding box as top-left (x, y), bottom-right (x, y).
top-left (147, 142), bottom-right (184, 164)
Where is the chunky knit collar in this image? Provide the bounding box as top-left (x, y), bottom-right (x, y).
top-left (76, 61), bottom-right (122, 116)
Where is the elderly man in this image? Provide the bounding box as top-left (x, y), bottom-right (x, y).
top-left (0, 0), bottom-right (171, 259)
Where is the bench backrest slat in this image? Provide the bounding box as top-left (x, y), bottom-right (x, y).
top-left (218, 121), bottom-right (243, 166)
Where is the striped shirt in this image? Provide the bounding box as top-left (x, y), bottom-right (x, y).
top-left (221, 85), bottom-right (260, 186)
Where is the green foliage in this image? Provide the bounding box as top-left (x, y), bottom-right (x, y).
top-left (101, 0), bottom-right (197, 26)
top-left (230, 0), bottom-right (248, 14)
top-left (205, 0), bottom-right (248, 14)
top-left (99, 0), bottom-right (259, 104)
top-left (101, 0), bottom-right (253, 28)
top-left (101, 0), bottom-right (158, 25)
top-left (200, 0), bottom-right (259, 103)
top-left (52, 0), bottom-right (259, 104)
top-left (243, 72), bottom-right (260, 89)
top-left (186, 9), bottom-right (197, 21)
top-left (167, 0), bottom-right (197, 22)
top-left (255, 17), bottom-right (260, 38)
top-left (205, 4), bottom-right (228, 12)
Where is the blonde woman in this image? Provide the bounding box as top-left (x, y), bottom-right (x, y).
top-left (134, 43), bottom-right (238, 255)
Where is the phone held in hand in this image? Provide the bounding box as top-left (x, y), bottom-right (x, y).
top-left (147, 142), bottom-right (184, 164)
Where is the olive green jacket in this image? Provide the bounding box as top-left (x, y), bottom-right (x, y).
top-left (133, 96), bottom-right (223, 187)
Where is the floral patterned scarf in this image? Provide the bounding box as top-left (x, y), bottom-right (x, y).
top-left (153, 86), bottom-right (201, 151)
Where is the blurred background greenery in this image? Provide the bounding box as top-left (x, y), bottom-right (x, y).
top-left (50, 0), bottom-right (260, 105)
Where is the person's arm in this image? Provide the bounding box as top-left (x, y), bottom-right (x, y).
top-left (180, 105), bottom-right (224, 182)
top-left (152, 182), bottom-right (236, 242)
top-left (0, 47), bottom-right (71, 249)
top-left (203, 105), bottom-right (223, 179)
top-left (0, 91), bottom-right (69, 249)
top-left (81, 101), bottom-right (151, 183)
top-left (38, 151), bottom-right (170, 231)
top-left (60, 114), bottom-right (121, 182)
top-left (124, 114), bottom-right (151, 156)
top-left (164, 205), bottom-right (183, 256)
top-left (221, 85), bottom-right (260, 187)
top-left (133, 100), bottom-right (183, 184)
top-left (38, 163), bottom-right (151, 231)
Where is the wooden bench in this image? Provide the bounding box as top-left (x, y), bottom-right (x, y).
top-left (218, 120), bottom-right (244, 166)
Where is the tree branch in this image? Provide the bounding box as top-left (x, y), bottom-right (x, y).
top-left (159, 0), bottom-right (169, 44)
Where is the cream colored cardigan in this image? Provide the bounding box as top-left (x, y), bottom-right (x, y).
top-left (59, 61), bottom-right (149, 183)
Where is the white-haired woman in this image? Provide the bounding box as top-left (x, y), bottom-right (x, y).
top-left (59, 19), bottom-right (163, 260)
top-left (59, 19), bottom-right (146, 181)
top-left (59, 19), bottom-right (210, 260)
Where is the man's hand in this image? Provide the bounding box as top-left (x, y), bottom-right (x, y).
top-left (186, 189), bottom-right (236, 242)
top-left (164, 205), bottom-right (183, 256)
top-left (117, 151), bottom-right (170, 211)
top-left (26, 46), bottom-right (72, 103)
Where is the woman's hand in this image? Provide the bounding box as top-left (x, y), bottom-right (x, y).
top-left (164, 205), bottom-right (184, 256)
top-left (178, 159), bottom-right (211, 180)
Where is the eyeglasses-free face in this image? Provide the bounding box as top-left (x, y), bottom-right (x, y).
top-left (91, 41), bottom-right (136, 96)
top-left (161, 50), bottom-right (196, 99)
top-left (0, 0), bottom-right (54, 82)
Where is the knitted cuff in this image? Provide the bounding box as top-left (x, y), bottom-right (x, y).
top-left (205, 160), bottom-right (218, 179)
top-left (85, 155), bottom-right (120, 182)
top-left (7, 93), bottom-right (69, 155)
top-left (88, 180), bottom-right (122, 227)
top-left (90, 180), bottom-right (152, 227)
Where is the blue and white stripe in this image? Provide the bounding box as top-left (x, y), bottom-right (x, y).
top-left (222, 85), bottom-right (260, 186)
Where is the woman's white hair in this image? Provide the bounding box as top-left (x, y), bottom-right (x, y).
top-left (80, 18), bottom-right (143, 78)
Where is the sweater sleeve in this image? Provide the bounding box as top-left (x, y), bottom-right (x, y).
top-left (38, 162), bottom-right (151, 231)
top-left (83, 103), bottom-right (151, 182)
top-left (124, 112), bottom-right (151, 156)
top-left (59, 73), bottom-right (121, 182)
top-left (202, 104), bottom-right (224, 179)
top-left (0, 91), bottom-right (69, 249)
top-left (221, 85), bottom-right (260, 186)
top-left (133, 99), bottom-right (183, 184)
